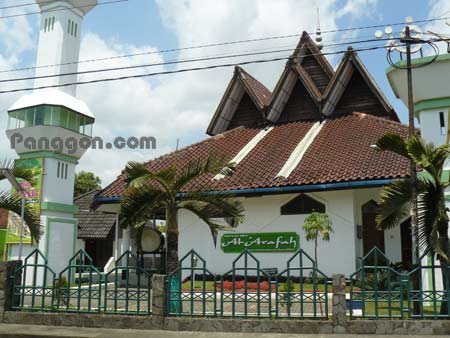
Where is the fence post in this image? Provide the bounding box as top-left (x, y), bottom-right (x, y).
top-left (332, 274), bottom-right (347, 333)
top-left (0, 260), bottom-right (22, 320)
top-left (151, 274), bottom-right (167, 328)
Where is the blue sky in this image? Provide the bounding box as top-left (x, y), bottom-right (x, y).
top-left (0, 0), bottom-right (449, 185)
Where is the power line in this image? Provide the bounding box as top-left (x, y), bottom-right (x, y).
top-left (0, 0), bottom-right (58, 11)
top-left (0, 0), bottom-right (128, 20)
top-left (0, 37), bottom-right (396, 84)
top-left (1, 13), bottom-right (447, 75)
top-left (0, 43), bottom-right (400, 95)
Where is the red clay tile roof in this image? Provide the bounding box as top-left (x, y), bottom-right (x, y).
top-left (238, 67), bottom-right (272, 107)
top-left (98, 112), bottom-right (410, 199)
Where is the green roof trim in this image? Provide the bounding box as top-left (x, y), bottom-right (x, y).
top-left (386, 53), bottom-right (450, 75)
top-left (414, 97), bottom-right (450, 114)
top-left (20, 151), bottom-right (78, 164)
top-left (41, 202), bottom-right (79, 214)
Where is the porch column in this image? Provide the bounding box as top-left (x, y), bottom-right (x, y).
top-left (114, 213), bottom-right (119, 259)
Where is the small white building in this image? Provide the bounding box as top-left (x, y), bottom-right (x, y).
top-left (96, 32), bottom-right (413, 277)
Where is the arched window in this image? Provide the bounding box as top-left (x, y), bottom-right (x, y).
top-left (280, 194), bottom-right (325, 215)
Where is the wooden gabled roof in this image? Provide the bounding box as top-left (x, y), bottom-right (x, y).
top-left (207, 32), bottom-right (399, 135)
top-left (206, 66), bottom-right (271, 136)
top-left (321, 47), bottom-right (397, 121)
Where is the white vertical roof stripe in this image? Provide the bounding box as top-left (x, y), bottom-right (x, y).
top-left (276, 121), bottom-right (325, 178)
top-left (214, 127), bottom-right (274, 180)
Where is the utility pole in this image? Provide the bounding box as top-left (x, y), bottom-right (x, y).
top-left (402, 26), bottom-right (420, 264)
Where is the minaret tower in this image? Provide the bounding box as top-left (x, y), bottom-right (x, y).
top-left (5, 0), bottom-right (97, 274)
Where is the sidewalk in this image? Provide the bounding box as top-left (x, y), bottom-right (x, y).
top-left (0, 324), bottom-right (448, 338)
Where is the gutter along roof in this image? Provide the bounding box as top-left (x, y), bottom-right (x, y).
top-left (96, 32), bottom-right (409, 204)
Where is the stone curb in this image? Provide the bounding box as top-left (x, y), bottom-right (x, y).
top-left (3, 312), bottom-right (450, 335)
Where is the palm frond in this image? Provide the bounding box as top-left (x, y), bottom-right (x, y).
top-left (180, 201), bottom-right (237, 246)
top-left (123, 161), bottom-right (175, 194)
top-left (174, 154), bottom-right (230, 192)
top-left (376, 179), bottom-right (413, 230)
top-left (416, 188), bottom-right (440, 254)
top-left (120, 186), bottom-right (166, 229)
top-left (0, 191), bottom-right (41, 242)
top-left (179, 191), bottom-right (245, 226)
top-left (376, 133), bottom-right (409, 159)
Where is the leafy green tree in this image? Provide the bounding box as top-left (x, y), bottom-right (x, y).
top-left (375, 133), bottom-right (449, 314)
top-left (120, 155), bottom-right (245, 273)
top-left (0, 160), bottom-right (41, 242)
top-left (74, 171), bottom-right (101, 197)
top-left (302, 212), bottom-right (333, 268)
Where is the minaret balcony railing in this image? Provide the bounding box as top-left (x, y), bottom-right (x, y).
top-left (7, 104), bottom-right (94, 136)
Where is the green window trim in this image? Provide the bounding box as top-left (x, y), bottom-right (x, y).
top-left (414, 97), bottom-right (450, 114)
top-left (8, 104), bottom-right (94, 136)
top-left (41, 202), bottom-right (79, 214)
top-left (19, 152), bottom-right (78, 164)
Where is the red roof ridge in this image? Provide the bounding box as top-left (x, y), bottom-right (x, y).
top-left (236, 66), bottom-right (272, 106)
top-left (143, 126), bottom-right (247, 166)
top-left (350, 112), bottom-right (406, 128)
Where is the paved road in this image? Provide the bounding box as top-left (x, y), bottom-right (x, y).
top-left (0, 325), bottom-right (448, 338)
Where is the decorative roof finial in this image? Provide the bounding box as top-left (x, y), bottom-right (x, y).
top-left (315, 7), bottom-right (323, 51)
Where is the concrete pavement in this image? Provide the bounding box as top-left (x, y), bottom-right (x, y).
top-left (0, 324), bottom-right (448, 338)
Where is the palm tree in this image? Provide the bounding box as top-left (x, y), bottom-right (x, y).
top-left (120, 155), bottom-right (245, 274)
top-left (302, 212), bottom-right (333, 268)
top-left (0, 159), bottom-right (41, 242)
top-left (375, 133), bottom-right (449, 314)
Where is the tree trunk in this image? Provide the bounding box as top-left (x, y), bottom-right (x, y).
top-left (438, 226), bottom-right (449, 316)
top-left (166, 206), bottom-right (179, 274)
top-left (315, 235), bottom-right (318, 268)
top-left (439, 258), bottom-right (449, 315)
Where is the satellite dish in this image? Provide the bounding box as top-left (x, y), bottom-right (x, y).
top-left (375, 30), bottom-right (383, 39)
top-left (140, 227), bottom-right (164, 253)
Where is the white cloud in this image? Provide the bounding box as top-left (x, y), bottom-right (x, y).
top-left (0, 2), bottom-right (37, 165)
top-left (424, 0), bottom-right (450, 55)
top-left (336, 0), bottom-right (378, 18)
top-left (0, 0), bottom-right (384, 187)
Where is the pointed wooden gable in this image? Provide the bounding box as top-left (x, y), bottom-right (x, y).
top-left (207, 66), bottom-right (271, 136)
top-left (207, 33), bottom-right (398, 136)
top-left (267, 31), bottom-right (334, 122)
top-left (322, 47), bottom-right (398, 121)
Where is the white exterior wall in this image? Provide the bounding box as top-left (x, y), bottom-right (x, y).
top-left (35, 5), bottom-right (84, 96)
top-left (178, 189), bottom-right (402, 277)
top-left (418, 109), bottom-right (448, 149)
top-left (41, 157), bottom-right (76, 205)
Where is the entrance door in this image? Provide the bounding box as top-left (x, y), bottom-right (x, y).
top-left (362, 200), bottom-right (385, 255)
top-left (85, 240), bottom-right (113, 271)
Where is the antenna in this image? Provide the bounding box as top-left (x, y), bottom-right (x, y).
top-left (315, 7), bottom-right (323, 51)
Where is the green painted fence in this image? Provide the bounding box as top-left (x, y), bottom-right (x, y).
top-left (11, 249), bottom-right (152, 315)
top-left (349, 247), bottom-right (450, 319)
top-left (167, 249), bottom-right (329, 319)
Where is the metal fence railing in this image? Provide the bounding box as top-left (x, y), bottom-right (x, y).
top-left (167, 249), bottom-right (330, 319)
top-left (12, 246), bottom-right (449, 319)
top-left (11, 249), bottom-right (152, 315)
top-left (348, 247), bottom-right (449, 320)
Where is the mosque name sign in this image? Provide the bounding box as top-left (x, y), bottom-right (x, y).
top-left (221, 232), bottom-right (299, 253)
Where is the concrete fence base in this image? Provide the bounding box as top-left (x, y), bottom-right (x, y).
top-left (3, 311), bottom-right (450, 335)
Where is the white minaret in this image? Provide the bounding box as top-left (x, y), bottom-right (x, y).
top-left (387, 50), bottom-right (450, 294)
top-left (35, 0), bottom-right (97, 95)
top-left (5, 0), bottom-right (97, 277)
